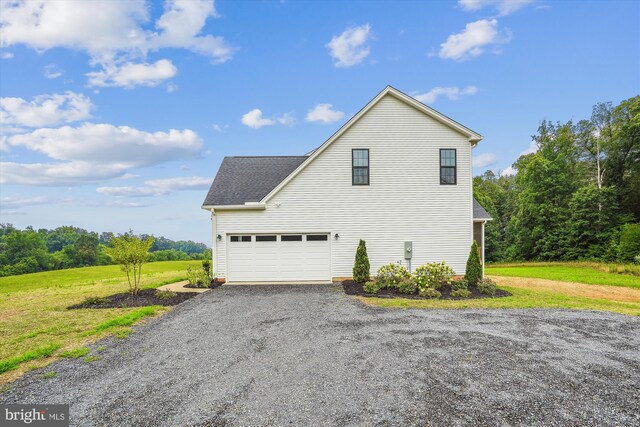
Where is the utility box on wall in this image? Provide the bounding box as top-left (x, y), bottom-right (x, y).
top-left (404, 241), bottom-right (412, 259)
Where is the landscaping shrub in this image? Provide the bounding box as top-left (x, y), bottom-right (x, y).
top-left (82, 296), bottom-right (108, 306)
top-left (363, 281), bottom-right (380, 294)
top-left (418, 288), bottom-right (441, 299)
top-left (155, 290), bottom-right (177, 300)
top-left (376, 262), bottom-right (410, 289)
top-left (396, 278), bottom-right (417, 295)
top-left (465, 241), bottom-right (482, 286)
top-left (413, 261), bottom-right (454, 295)
top-left (353, 240), bottom-right (371, 284)
top-left (186, 262), bottom-right (212, 288)
top-left (450, 280), bottom-right (471, 298)
top-left (477, 278), bottom-right (497, 296)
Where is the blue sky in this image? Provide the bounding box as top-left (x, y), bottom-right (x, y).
top-left (1, 0), bottom-right (638, 243)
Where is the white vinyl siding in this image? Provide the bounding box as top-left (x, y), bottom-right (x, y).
top-left (215, 94), bottom-right (473, 278)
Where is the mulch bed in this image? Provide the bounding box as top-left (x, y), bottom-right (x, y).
top-left (68, 288), bottom-right (200, 309)
top-left (184, 279), bottom-right (224, 289)
top-left (342, 280), bottom-right (511, 300)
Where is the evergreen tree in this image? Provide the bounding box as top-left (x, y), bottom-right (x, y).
top-left (353, 240), bottom-right (370, 284)
top-left (464, 241), bottom-right (482, 286)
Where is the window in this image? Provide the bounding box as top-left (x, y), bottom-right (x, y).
top-left (230, 236), bottom-right (251, 242)
top-left (352, 149), bottom-right (369, 185)
top-left (306, 234), bottom-right (328, 241)
top-left (255, 235), bottom-right (277, 242)
top-left (440, 149), bottom-right (456, 185)
top-left (281, 235), bottom-right (302, 242)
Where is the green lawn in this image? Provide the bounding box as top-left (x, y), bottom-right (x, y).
top-left (486, 262), bottom-right (640, 289)
top-left (0, 260), bottom-right (198, 382)
top-left (363, 285), bottom-right (640, 316)
top-left (363, 262), bottom-right (640, 316)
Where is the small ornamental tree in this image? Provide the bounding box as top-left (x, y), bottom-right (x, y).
top-left (353, 240), bottom-right (370, 284)
top-left (105, 232), bottom-right (154, 295)
top-left (464, 240), bottom-right (482, 286)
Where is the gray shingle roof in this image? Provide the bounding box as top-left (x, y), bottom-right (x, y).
top-left (473, 198), bottom-right (492, 220)
top-left (203, 156), bottom-right (307, 206)
top-left (204, 155), bottom-right (493, 220)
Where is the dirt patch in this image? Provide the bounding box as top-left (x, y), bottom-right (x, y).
top-left (343, 280), bottom-right (511, 300)
top-left (68, 288), bottom-right (200, 309)
top-left (489, 275), bottom-right (640, 302)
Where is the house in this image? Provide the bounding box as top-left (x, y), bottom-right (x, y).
top-left (202, 86), bottom-right (492, 283)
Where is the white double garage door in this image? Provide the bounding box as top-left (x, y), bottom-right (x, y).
top-left (226, 233), bottom-right (331, 282)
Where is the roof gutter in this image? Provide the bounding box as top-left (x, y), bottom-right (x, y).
top-left (201, 203), bottom-right (266, 211)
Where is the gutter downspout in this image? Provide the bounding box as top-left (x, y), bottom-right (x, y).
top-left (211, 209), bottom-right (217, 278)
top-left (482, 220), bottom-right (486, 278)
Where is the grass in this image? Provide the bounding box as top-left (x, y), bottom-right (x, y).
top-left (88, 306), bottom-right (161, 335)
top-left (59, 347), bottom-right (90, 359)
top-left (0, 260), bottom-right (197, 382)
top-left (486, 262), bottom-right (640, 289)
top-left (0, 343), bottom-right (61, 374)
top-left (363, 262), bottom-right (640, 316)
top-left (361, 285), bottom-right (640, 316)
top-left (41, 371), bottom-right (56, 379)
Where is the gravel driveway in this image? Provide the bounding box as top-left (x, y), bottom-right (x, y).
top-left (3, 285), bottom-right (639, 426)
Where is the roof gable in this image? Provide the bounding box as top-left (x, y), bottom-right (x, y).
top-left (259, 85), bottom-right (482, 204)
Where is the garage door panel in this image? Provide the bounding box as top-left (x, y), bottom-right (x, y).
top-left (227, 234), bottom-right (330, 282)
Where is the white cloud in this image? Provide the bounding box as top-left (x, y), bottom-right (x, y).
top-left (276, 112), bottom-right (295, 127)
top-left (439, 19), bottom-right (510, 61)
top-left (2, 124), bottom-right (202, 185)
top-left (241, 109), bottom-right (274, 129)
top-left (305, 104), bottom-right (345, 123)
top-left (97, 176), bottom-right (212, 197)
top-left (0, 161), bottom-right (128, 185)
top-left (0, 92), bottom-right (93, 128)
top-left (458, 0), bottom-right (535, 16)
top-left (1, 51), bottom-right (14, 59)
top-left (241, 109), bottom-right (294, 129)
top-left (166, 82), bottom-right (178, 93)
top-left (520, 139), bottom-right (538, 156)
top-left (212, 123), bottom-right (228, 132)
top-left (0, 0), bottom-right (234, 87)
top-left (413, 86), bottom-right (478, 104)
top-left (43, 64), bottom-right (63, 79)
top-left (501, 165), bottom-right (516, 176)
top-left (473, 152), bottom-right (497, 168)
top-left (86, 59), bottom-right (177, 88)
top-left (0, 195), bottom-right (58, 208)
top-left (149, 0), bottom-right (234, 63)
top-left (326, 24), bottom-right (372, 68)
top-left (7, 123), bottom-right (201, 166)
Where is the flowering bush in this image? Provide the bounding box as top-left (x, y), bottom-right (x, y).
top-left (450, 279), bottom-right (471, 298)
top-left (376, 262), bottom-right (411, 289)
top-left (418, 288), bottom-right (441, 299)
top-left (363, 281), bottom-right (380, 294)
top-left (396, 278), bottom-right (417, 295)
top-left (413, 261), bottom-right (454, 294)
top-left (477, 278), bottom-right (497, 296)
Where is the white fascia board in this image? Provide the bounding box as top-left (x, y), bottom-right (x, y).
top-left (201, 204), bottom-right (266, 211)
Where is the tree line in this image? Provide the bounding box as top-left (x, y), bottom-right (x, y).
top-left (0, 224), bottom-right (211, 277)
top-left (474, 95), bottom-right (639, 263)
